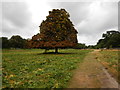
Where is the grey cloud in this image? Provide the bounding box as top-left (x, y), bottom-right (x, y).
top-left (2, 2), bottom-right (32, 28)
top-left (77, 2), bottom-right (118, 35)
top-left (2, 2), bottom-right (33, 38)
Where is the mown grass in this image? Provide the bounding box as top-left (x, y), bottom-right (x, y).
top-left (2, 49), bottom-right (91, 88)
top-left (99, 50), bottom-right (120, 83)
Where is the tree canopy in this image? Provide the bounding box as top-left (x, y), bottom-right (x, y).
top-left (0, 35), bottom-right (27, 49)
top-left (9, 35), bottom-right (26, 48)
top-left (0, 37), bottom-right (9, 48)
top-left (96, 30), bottom-right (120, 49)
top-left (28, 9), bottom-right (78, 53)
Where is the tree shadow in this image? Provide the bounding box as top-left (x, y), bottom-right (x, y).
top-left (36, 52), bottom-right (76, 55)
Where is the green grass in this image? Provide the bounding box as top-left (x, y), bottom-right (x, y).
top-left (99, 50), bottom-right (119, 83)
top-left (2, 49), bottom-right (91, 88)
top-left (100, 50), bottom-right (119, 70)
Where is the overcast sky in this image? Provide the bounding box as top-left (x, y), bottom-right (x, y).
top-left (1, 0), bottom-right (119, 45)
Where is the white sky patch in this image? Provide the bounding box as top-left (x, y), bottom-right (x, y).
top-left (22, 0), bottom-right (58, 39)
top-left (77, 35), bottom-right (97, 45)
top-left (25, 0), bottom-right (53, 33)
top-left (77, 33), bottom-right (103, 45)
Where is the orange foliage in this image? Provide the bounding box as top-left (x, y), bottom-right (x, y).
top-left (27, 9), bottom-right (78, 49)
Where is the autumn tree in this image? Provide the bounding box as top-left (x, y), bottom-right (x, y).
top-left (28, 9), bottom-right (78, 53)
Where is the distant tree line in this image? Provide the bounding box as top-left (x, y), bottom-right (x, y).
top-left (1, 30), bottom-right (120, 49)
top-left (73, 43), bottom-right (87, 49)
top-left (86, 30), bottom-right (120, 49)
top-left (0, 35), bottom-right (27, 49)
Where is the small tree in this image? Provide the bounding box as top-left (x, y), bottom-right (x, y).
top-left (28, 9), bottom-right (78, 53)
top-left (9, 35), bottom-right (26, 48)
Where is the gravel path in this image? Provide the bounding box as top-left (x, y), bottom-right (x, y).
top-left (68, 50), bottom-right (119, 89)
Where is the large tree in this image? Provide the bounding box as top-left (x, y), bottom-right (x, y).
top-left (28, 9), bottom-right (78, 53)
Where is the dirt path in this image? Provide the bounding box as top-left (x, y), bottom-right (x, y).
top-left (68, 50), bottom-right (119, 88)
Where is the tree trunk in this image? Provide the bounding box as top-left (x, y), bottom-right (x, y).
top-left (44, 49), bottom-right (49, 53)
top-left (55, 48), bottom-right (58, 53)
top-left (44, 49), bottom-right (47, 53)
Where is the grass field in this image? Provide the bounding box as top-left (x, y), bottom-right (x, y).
top-left (99, 49), bottom-right (119, 83)
top-left (2, 49), bottom-right (91, 88)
